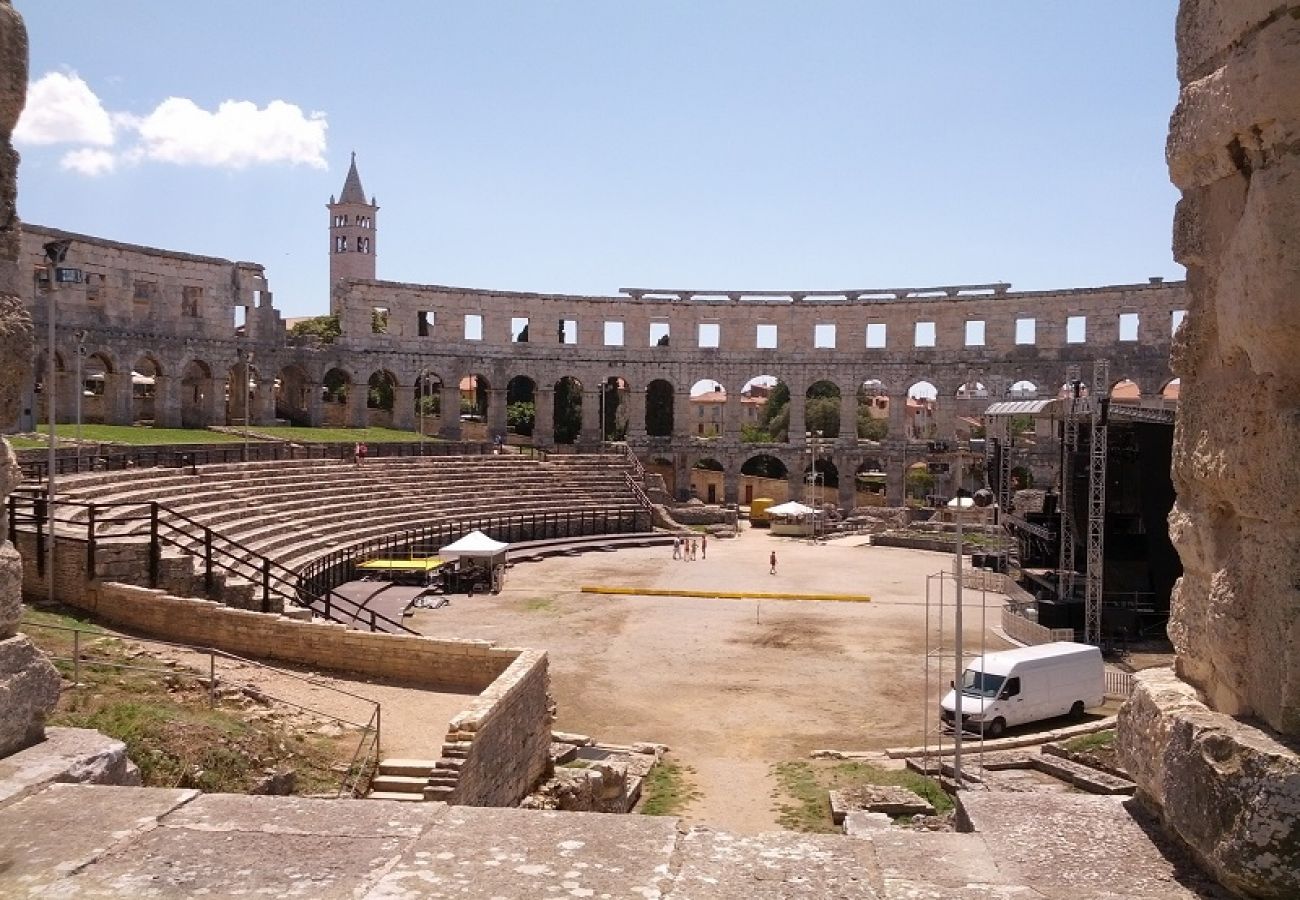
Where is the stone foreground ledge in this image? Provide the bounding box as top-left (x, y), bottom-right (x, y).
top-left (1118, 667), bottom-right (1300, 898)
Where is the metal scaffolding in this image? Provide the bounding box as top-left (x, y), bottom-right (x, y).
top-left (1058, 364), bottom-right (1082, 606)
top-left (1084, 359), bottom-right (1110, 646)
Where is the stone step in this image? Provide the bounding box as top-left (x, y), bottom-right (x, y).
top-left (1031, 754), bottom-right (1136, 794)
top-left (365, 790), bottom-right (429, 802)
top-left (369, 775), bottom-right (429, 794)
top-left (376, 758), bottom-right (439, 777)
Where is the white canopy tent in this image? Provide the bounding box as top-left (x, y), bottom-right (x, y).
top-left (438, 530), bottom-right (509, 560)
top-left (765, 501), bottom-right (817, 517)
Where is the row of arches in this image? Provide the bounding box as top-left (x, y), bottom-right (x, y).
top-left (26, 343), bottom-right (1180, 446)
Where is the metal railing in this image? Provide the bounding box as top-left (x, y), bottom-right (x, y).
top-left (298, 505), bottom-right (651, 602)
top-left (23, 616), bottom-right (381, 798)
top-left (18, 439), bottom-right (511, 481)
top-left (1104, 668), bottom-right (1136, 700)
top-left (7, 490), bottom-right (419, 635)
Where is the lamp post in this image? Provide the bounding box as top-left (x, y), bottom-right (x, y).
top-left (805, 429), bottom-right (824, 542)
top-left (947, 476), bottom-right (995, 789)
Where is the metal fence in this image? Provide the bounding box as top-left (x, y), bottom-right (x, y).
top-left (23, 616), bottom-right (381, 797)
top-left (1105, 668), bottom-right (1136, 700)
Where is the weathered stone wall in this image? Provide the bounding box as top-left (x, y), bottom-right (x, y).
top-left (0, 0), bottom-right (60, 759)
top-left (1163, 0), bottom-right (1300, 737)
top-left (85, 581), bottom-right (515, 692)
top-left (437, 649), bottom-right (553, 807)
top-left (1118, 4), bottom-right (1300, 897)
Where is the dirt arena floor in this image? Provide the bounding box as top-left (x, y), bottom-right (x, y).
top-left (410, 526), bottom-right (1012, 833)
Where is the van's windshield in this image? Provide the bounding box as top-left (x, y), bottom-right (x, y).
top-left (960, 669), bottom-right (1005, 699)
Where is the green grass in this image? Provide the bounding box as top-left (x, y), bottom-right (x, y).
top-left (640, 759), bottom-right (700, 816)
top-left (31, 424), bottom-right (248, 445)
top-left (521, 595), bottom-right (557, 613)
top-left (244, 425), bottom-right (432, 444)
top-left (1064, 730), bottom-right (1116, 753)
top-left (771, 760), bottom-right (952, 833)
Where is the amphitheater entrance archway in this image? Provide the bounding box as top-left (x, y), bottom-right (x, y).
top-left (553, 376), bottom-right (583, 445)
top-left (802, 458), bottom-right (839, 505)
top-left (805, 380), bottom-right (841, 439)
top-left (460, 374), bottom-right (491, 440)
top-left (505, 375), bottom-right (534, 437)
top-left (366, 369), bottom-right (397, 428)
top-left (740, 375), bottom-right (786, 443)
top-left (224, 361), bottom-right (261, 427)
top-left (181, 360), bottom-right (215, 428)
top-left (645, 379), bottom-right (674, 438)
top-left (740, 453), bottom-right (788, 505)
top-left (275, 364), bottom-right (311, 426)
top-left (131, 355), bottom-right (162, 425)
top-left (857, 379), bottom-right (889, 441)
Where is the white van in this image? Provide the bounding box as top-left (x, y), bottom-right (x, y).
top-left (939, 642), bottom-right (1105, 738)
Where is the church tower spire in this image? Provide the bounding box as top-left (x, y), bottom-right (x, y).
top-left (327, 151), bottom-right (378, 287)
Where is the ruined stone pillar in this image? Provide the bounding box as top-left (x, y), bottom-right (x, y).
top-left (438, 383), bottom-right (462, 440)
top-left (673, 389), bottom-right (691, 442)
top-left (347, 382), bottom-right (368, 429)
top-left (626, 386), bottom-right (646, 442)
top-left (722, 389), bottom-right (742, 442)
top-left (787, 467), bottom-right (805, 503)
top-left (0, 0), bottom-right (62, 757)
top-left (837, 469), bottom-right (856, 511)
top-left (254, 379), bottom-right (275, 426)
top-left (153, 374), bottom-right (181, 427)
top-left (104, 371), bottom-right (133, 425)
top-left (838, 388), bottom-right (857, 446)
top-left (1116, 5), bottom-right (1300, 895)
top-left (532, 387), bottom-right (553, 447)
top-left (887, 393), bottom-right (907, 441)
top-left (305, 381), bottom-right (324, 427)
top-left (885, 457), bottom-right (905, 507)
top-left (787, 390), bottom-right (806, 446)
top-left (486, 387), bottom-right (507, 441)
top-left (723, 463), bottom-right (739, 506)
top-left (580, 389), bottom-right (602, 445)
top-left (391, 381), bottom-right (415, 431)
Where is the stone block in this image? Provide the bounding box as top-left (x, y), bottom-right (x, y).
top-left (1118, 668), bottom-right (1300, 898)
top-left (1175, 0), bottom-right (1288, 80)
top-left (0, 634), bottom-right (60, 757)
top-left (0, 727), bottom-right (140, 808)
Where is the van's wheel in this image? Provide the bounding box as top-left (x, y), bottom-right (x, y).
top-left (985, 718), bottom-right (1006, 739)
top-left (1069, 701), bottom-right (1086, 721)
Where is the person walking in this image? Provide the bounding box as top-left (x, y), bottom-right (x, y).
top-left (672, 537), bottom-right (681, 560)
top-left (769, 550), bottom-right (777, 575)
top-left (690, 538), bottom-right (698, 561)
top-left (701, 534), bottom-right (707, 559)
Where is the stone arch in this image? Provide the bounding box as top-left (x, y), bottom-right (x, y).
top-left (645, 379), bottom-right (675, 438)
top-left (740, 453), bottom-right (789, 505)
top-left (275, 363), bottom-right (311, 426)
top-left (854, 458), bottom-right (888, 506)
top-left (131, 353), bottom-right (164, 425)
top-left (1110, 377), bottom-right (1142, 404)
top-left (856, 378), bottom-right (890, 441)
top-left (180, 359), bottom-right (216, 428)
top-left (647, 454), bottom-right (676, 496)
top-left (740, 374), bottom-right (787, 443)
top-left (1009, 379), bottom-right (1039, 398)
top-left (505, 375), bottom-right (535, 437)
top-left (689, 378), bottom-right (726, 438)
top-left (366, 369), bottom-right (398, 411)
top-left (1160, 377), bottom-right (1181, 402)
top-left (321, 366), bottom-right (353, 427)
top-left (601, 375), bottom-right (628, 442)
top-left (803, 457), bottom-right (839, 506)
top-left (690, 456), bottom-right (726, 504)
top-left (553, 375), bottom-right (583, 445)
top-left (905, 460), bottom-right (933, 504)
top-left (77, 351), bottom-right (114, 425)
top-left (805, 379), bottom-right (841, 440)
top-left (460, 373), bottom-right (492, 439)
top-left (906, 380), bottom-right (939, 441)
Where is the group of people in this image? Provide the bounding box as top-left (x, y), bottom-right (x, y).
top-left (671, 534), bottom-right (706, 561)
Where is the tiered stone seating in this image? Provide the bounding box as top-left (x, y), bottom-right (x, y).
top-left (48, 454), bottom-right (647, 613)
top-left (55, 453), bottom-right (643, 571)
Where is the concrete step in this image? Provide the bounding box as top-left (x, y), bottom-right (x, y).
top-left (369, 775), bottom-right (429, 794)
top-left (1032, 754), bottom-right (1136, 794)
top-left (377, 758), bottom-right (439, 777)
top-left (366, 790), bottom-right (429, 802)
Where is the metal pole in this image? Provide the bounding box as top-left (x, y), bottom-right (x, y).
top-left (43, 245), bottom-right (67, 605)
top-left (953, 503), bottom-right (964, 788)
top-left (74, 331), bottom-right (85, 471)
top-left (419, 370), bottom-right (425, 453)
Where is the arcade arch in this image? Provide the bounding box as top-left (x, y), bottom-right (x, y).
top-left (857, 379), bottom-right (889, 441)
top-left (645, 379), bottom-right (675, 438)
top-left (275, 363), bottom-right (311, 426)
top-left (805, 379), bottom-right (841, 440)
top-left (181, 359), bottom-right (216, 428)
top-left (505, 375), bottom-right (535, 437)
top-left (553, 376), bottom-right (583, 445)
top-left (740, 375), bottom-right (787, 443)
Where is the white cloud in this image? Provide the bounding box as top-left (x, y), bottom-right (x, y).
top-left (15, 70), bottom-right (329, 176)
top-left (133, 98), bottom-right (328, 170)
top-left (14, 71), bottom-right (115, 146)
top-left (60, 148), bottom-right (117, 176)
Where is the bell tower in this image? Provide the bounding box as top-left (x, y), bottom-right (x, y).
top-left (327, 151), bottom-right (378, 286)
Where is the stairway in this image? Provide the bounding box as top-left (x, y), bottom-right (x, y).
top-left (367, 758), bottom-right (438, 802)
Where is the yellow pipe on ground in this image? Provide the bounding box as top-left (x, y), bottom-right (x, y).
top-left (580, 586), bottom-right (870, 603)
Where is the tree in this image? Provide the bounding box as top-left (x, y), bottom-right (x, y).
top-left (740, 423), bottom-right (774, 444)
top-left (857, 414), bottom-right (888, 441)
top-left (906, 467), bottom-right (935, 502)
top-left (507, 401), bottom-right (535, 436)
top-left (416, 392), bottom-right (440, 417)
top-left (602, 379), bottom-right (625, 440)
top-left (805, 396), bottom-right (840, 438)
top-left (322, 369), bottom-right (348, 402)
top-left (290, 315), bottom-right (340, 344)
top-left (367, 374), bottom-right (394, 410)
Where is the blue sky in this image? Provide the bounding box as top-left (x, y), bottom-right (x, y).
top-left (14, 1), bottom-right (1183, 319)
